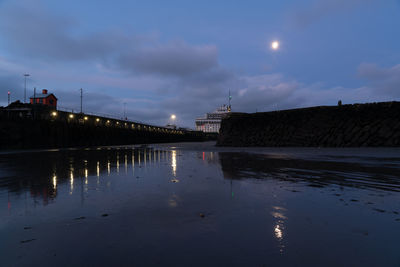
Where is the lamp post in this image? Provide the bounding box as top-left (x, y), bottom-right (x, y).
top-left (7, 91), bottom-right (10, 105)
top-left (23, 74), bottom-right (30, 103)
top-left (80, 88), bottom-right (83, 113)
top-left (123, 102), bottom-right (126, 120)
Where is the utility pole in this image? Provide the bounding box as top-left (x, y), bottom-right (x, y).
top-left (123, 102), bottom-right (126, 120)
top-left (80, 88), bottom-right (83, 113)
top-left (23, 74), bottom-right (30, 103)
top-left (33, 87), bottom-right (36, 119)
top-left (228, 90), bottom-right (232, 111)
top-left (7, 91), bottom-right (10, 105)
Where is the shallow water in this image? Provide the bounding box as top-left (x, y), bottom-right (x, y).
top-left (1, 142), bottom-right (399, 266)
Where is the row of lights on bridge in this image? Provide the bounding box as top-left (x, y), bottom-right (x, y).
top-left (50, 111), bottom-right (182, 133)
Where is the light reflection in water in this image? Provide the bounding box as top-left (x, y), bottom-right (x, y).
top-left (52, 175), bottom-right (57, 190)
top-left (274, 224), bottom-right (283, 239)
top-left (84, 158), bottom-right (89, 185)
top-left (116, 154), bottom-right (120, 174)
top-left (168, 194), bottom-right (179, 208)
top-left (271, 206), bottom-right (287, 254)
top-left (70, 170), bottom-right (74, 194)
top-left (149, 149), bottom-right (152, 163)
top-left (84, 167), bottom-right (88, 185)
top-left (96, 161), bottom-right (100, 185)
top-left (132, 153), bottom-right (135, 176)
top-left (171, 150), bottom-right (177, 177)
top-left (2, 148), bottom-right (185, 208)
top-left (125, 154), bottom-right (128, 174)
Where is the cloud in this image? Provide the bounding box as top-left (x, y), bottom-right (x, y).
top-left (291, 0), bottom-right (378, 28)
top-left (234, 74), bottom-right (299, 112)
top-left (118, 42), bottom-right (219, 77)
top-left (0, 3), bottom-right (128, 61)
top-left (0, 2), bottom-right (219, 78)
top-left (227, 70), bottom-right (394, 114)
top-left (358, 63), bottom-right (400, 97)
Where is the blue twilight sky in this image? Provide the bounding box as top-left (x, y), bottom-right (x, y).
top-left (0, 0), bottom-right (399, 127)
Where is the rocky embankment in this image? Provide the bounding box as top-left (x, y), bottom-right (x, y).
top-left (217, 102), bottom-right (400, 147)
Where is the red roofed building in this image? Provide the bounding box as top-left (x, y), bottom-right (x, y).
top-left (30, 89), bottom-right (57, 108)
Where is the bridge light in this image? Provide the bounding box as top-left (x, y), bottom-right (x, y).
top-left (51, 111), bottom-right (57, 117)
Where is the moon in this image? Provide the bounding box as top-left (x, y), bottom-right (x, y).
top-left (271, 41), bottom-right (279, 50)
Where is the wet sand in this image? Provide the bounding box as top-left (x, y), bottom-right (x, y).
top-left (1, 142), bottom-right (399, 266)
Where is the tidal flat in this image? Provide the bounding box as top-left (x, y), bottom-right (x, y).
top-left (1, 142), bottom-right (399, 266)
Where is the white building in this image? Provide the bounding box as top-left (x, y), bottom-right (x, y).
top-left (195, 105), bottom-right (231, 133)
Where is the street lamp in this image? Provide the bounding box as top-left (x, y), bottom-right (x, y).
top-left (171, 114), bottom-right (176, 120)
top-left (23, 74), bottom-right (30, 103)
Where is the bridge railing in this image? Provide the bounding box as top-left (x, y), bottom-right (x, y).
top-left (57, 106), bottom-right (147, 125)
top-left (55, 106), bottom-right (184, 134)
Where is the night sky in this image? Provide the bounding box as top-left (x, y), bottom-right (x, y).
top-left (0, 0), bottom-right (399, 127)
